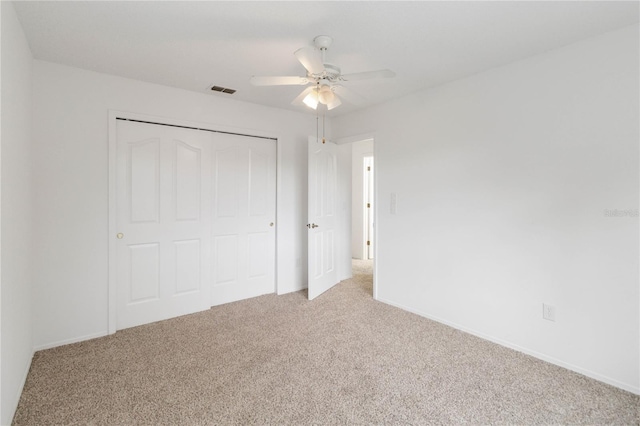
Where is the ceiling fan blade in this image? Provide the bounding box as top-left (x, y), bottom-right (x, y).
top-left (250, 76), bottom-right (309, 86)
top-left (327, 95), bottom-right (342, 111)
top-left (294, 46), bottom-right (325, 75)
top-left (291, 86), bottom-right (316, 106)
top-left (341, 69), bottom-right (395, 81)
top-left (332, 85), bottom-right (367, 106)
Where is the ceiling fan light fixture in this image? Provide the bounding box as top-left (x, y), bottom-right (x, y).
top-left (303, 90), bottom-right (319, 109)
top-left (318, 85), bottom-right (334, 104)
top-left (327, 96), bottom-right (342, 111)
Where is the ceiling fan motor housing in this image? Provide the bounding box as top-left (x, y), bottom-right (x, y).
top-left (322, 63), bottom-right (341, 81)
top-left (310, 63), bottom-right (341, 83)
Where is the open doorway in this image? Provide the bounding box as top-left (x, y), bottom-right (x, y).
top-left (350, 138), bottom-right (374, 295)
top-left (351, 138), bottom-right (374, 260)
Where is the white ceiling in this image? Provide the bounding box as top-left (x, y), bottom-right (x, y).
top-left (12, 1), bottom-right (639, 117)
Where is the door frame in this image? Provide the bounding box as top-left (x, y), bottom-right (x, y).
top-left (363, 155), bottom-right (374, 260)
top-left (335, 132), bottom-right (378, 300)
top-left (107, 110), bottom-right (281, 334)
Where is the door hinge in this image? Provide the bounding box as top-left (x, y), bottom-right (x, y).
top-left (367, 240), bottom-right (371, 246)
top-left (367, 166), bottom-right (371, 171)
top-left (366, 203), bottom-right (370, 208)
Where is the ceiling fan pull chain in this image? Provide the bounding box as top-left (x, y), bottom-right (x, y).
top-left (322, 114), bottom-right (326, 144)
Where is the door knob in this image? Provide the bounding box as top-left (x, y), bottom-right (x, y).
top-left (270, 222), bottom-right (274, 227)
top-left (116, 233), bottom-right (124, 239)
top-left (307, 223), bottom-right (319, 229)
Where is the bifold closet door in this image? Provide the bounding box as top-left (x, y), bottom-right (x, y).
top-left (115, 120), bottom-right (212, 330)
top-left (211, 133), bottom-right (276, 306)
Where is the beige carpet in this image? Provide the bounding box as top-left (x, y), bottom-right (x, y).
top-left (13, 260), bottom-right (639, 425)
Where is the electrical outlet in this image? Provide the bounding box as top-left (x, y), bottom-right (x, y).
top-left (543, 303), bottom-right (556, 322)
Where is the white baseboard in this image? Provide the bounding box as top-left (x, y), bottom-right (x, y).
top-left (277, 282), bottom-right (308, 295)
top-left (33, 331), bottom-right (109, 352)
top-left (277, 286), bottom-right (306, 295)
top-left (5, 349), bottom-right (35, 426)
top-left (377, 297), bottom-right (640, 396)
top-left (337, 273), bottom-right (353, 282)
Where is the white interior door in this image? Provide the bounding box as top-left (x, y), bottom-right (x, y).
top-left (211, 133), bottom-right (276, 305)
top-left (308, 137), bottom-right (338, 300)
top-left (116, 120), bottom-right (212, 330)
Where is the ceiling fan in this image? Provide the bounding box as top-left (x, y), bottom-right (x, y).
top-left (250, 35), bottom-right (395, 111)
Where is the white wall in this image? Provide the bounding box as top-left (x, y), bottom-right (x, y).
top-left (332, 25), bottom-right (640, 393)
top-left (351, 139), bottom-right (374, 259)
top-left (0, 2), bottom-right (34, 424)
top-left (32, 60), bottom-right (315, 349)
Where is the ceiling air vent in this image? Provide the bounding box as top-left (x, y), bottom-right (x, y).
top-left (209, 85), bottom-right (236, 94)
